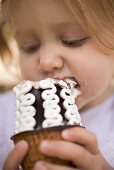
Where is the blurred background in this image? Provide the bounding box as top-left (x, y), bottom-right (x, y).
top-left (0, 22), bottom-right (21, 93)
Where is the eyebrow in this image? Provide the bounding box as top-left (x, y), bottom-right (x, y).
top-left (45, 20), bottom-right (81, 29)
top-left (14, 28), bottom-right (33, 37)
top-left (51, 22), bottom-right (85, 34)
top-left (14, 22), bottom-right (85, 37)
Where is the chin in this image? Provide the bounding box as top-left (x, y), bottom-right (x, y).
top-left (76, 96), bottom-right (95, 112)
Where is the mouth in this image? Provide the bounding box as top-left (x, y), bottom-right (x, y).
top-left (71, 77), bottom-right (80, 88)
top-left (51, 76), bottom-right (80, 89)
top-left (64, 77), bottom-right (80, 89)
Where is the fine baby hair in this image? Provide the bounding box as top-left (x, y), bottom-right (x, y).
top-left (0, 23), bottom-right (11, 61)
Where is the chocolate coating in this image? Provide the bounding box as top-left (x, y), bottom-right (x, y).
top-left (29, 85), bottom-right (66, 129)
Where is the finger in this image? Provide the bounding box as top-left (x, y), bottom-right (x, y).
top-left (62, 127), bottom-right (99, 154)
top-left (34, 161), bottom-right (80, 170)
top-left (3, 140), bottom-right (28, 170)
top-left (39, 140), bottom-right (93, 169)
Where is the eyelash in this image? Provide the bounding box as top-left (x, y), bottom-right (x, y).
top-left (21, 37), bottom-right (89, 54)
top-left (21, 43), bottom-right (40, 54)
top-left (62, 37), bottom-right (89, 47)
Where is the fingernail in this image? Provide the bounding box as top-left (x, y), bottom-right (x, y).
top-left (62, 130), bottom-right (70, 138)
top-left (39, 140), bottom-right (50, 151)
top-left (16, 140), bottom-right (28, 147)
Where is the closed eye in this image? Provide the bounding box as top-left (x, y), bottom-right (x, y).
top-left (21, 42), bottom-right (40, 54)
top-left (62, 37), bottom-right (90, 47)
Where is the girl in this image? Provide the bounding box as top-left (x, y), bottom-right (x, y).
top-left (1, 0), bottom-right (114, 169)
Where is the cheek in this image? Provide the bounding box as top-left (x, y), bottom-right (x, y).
top-left (76, 65), bottom-right (113, 109)
top-left (71, 51), bottom-right (114, 109)
top-left (19, 58), bottom-right (34, 79)
top-left (82, 72), bottom-right (108, 97)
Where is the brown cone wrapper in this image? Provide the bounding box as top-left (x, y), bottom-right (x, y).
top-left (11, 125), bottom-right (79, 170)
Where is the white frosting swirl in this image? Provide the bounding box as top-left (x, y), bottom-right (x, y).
top-left (13, 81), bottom-right (36, 133)
top-left (40, 79), bottom-right (62, 128)
top-left (13, 80), bottom-right (32, 98)
top-left (13, 78), bottom-right (82, 134)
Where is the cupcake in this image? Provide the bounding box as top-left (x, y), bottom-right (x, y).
top-left (12, 78), bottom-right (82, 170)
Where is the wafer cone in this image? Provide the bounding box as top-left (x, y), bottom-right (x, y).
top-left (11, 125), bottom-right (77, 170)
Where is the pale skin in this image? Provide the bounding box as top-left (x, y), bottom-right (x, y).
top-left (3, 0), bottom-right (114, 169)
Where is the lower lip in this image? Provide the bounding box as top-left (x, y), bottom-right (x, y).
top-left (53, 77), bottom-right (65, 80)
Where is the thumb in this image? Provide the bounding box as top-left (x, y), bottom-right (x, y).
top-left (3, 140), bottom-right (28, 170)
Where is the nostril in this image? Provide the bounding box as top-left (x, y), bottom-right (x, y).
top-left (38, 56), bottom-right (64, 73)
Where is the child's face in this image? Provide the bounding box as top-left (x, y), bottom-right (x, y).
top-left (10, 0), bottom-right (114, 110)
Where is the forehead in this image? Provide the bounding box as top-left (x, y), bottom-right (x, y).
top-left (9, 0), bottom-right (78, 29)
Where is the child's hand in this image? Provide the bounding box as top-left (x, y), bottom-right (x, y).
top-left (3, 140), bottom-right (28, 170)
top-left (35, 127), bottom-right (113, 170)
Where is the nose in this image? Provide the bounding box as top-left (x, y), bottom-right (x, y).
top-left (38, 45), bottom-right (64, 73)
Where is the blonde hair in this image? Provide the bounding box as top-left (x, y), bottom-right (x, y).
top-left (1, 0), bottom-right (114, 56)
top-left (62, 0), bottom-right (114, 55)
top-left (0, 23), bottom-right (11, 61)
